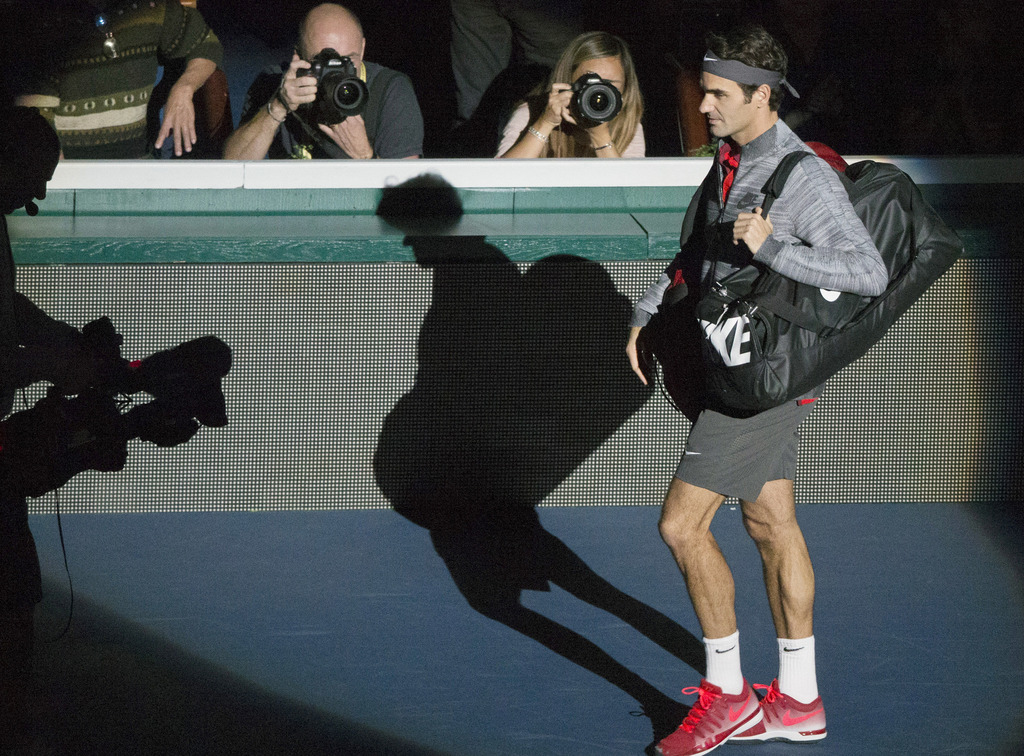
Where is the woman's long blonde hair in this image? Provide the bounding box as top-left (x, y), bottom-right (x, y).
top-left (528, 31), bottom-right (643, 157)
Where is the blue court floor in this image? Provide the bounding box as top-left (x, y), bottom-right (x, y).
top-left (22, 502), bottom-right (1024, 755)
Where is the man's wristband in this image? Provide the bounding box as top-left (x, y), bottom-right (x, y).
top-left (266, 100), bottom-right (286, 124)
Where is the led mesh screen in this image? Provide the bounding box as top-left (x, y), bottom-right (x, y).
top-left (19, 256), bottom-right (1021, 515)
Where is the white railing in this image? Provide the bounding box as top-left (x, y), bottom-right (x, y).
top-left (45, 156), bottom-right (1021, 190)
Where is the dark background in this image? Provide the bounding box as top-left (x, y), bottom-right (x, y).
top-left (2, 0), bottom-right (1020, 158)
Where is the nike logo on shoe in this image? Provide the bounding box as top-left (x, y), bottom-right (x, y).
top-left (782, 708), bottom-right (823, 727)
top-left (728, 704), bottom-right (749, 722)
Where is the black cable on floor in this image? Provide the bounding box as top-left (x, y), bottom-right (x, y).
top-left (45, 487), bottom-right (74, 642)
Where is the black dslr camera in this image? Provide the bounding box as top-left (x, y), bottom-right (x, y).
top-left (570, 73), bottom-right (622, 125)
top-left (297, 48), bottom-right (369, 125)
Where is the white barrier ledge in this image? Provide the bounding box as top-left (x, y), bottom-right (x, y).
top-left (44, 155), bottom-right (1020, 191)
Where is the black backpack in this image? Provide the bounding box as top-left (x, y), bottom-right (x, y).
top-left (643, 152), bottom-right (964, 417)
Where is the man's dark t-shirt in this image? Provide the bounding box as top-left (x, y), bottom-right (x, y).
top-left (239, 61), bottom-right (424, 159)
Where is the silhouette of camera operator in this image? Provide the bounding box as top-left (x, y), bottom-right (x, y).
top-left (373, 175), bottom-right (704, 745)
top-left (1, 105), bottom-right (232, 747)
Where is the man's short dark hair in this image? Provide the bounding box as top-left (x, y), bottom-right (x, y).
top-left (707, 24), bottom-right (788, 111)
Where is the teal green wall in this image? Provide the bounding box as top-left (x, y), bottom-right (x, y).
top-left (9, 181), bottom-right (1014, 265)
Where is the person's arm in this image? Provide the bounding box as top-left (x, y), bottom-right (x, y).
top-left (625, 326), bottom-right (647, 385)
top-left (154, 57), bottom-right (216, 156)
top-left (585, 120), bottom-right (620, 158)
top-left (498, 85), bottom-right (571, 158)
top-left (498, 115), bottom-right (559, 158)
top-left (631, 272), bottom-right (672, 330)
top-left (625, 269), bottom-right (675, 385)
top-left (317, 116), bottom-right (374, 159)
top-left (0, 295), bottom-right (100, 395)
top-left (499, 92), bottom-right (632, 158)
top-left (223, 57), bottom-right (317, 160)
top-left (624, 175), bottom-right (710, 382)
top-left (495, 103), bottom-right (532, 157)
top-left (154, 0), bottom-right (223, 156)
top-left (12, 293), bottom-right (80, 350)
top-left (738, 157), bottom-right (888, 296)
top-left (222, 90), bottom-right (289, 161)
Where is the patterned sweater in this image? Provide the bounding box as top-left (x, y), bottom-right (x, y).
top-left (632, 119), bottom-right (887, 326)
top-left (22, 0), bottom-right (222, 158)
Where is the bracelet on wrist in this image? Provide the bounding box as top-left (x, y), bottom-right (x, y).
top-left (594, 142), bottom-right (613, 151)
top-left (527, 126), bottom-right (549, 143)
top-left (266, 100), bottom-right (286, 124)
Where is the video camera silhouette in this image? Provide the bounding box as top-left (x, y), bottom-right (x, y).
top-left (0, 317), bottom-right (232, 498)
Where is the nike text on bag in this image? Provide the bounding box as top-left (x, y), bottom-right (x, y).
top-left (696, 152), bottom-right (963, 414)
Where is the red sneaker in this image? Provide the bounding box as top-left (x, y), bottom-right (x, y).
top-left (731, 679), bottom-right (827, 742)
top-left (655, 679), bottom-right (762, 756)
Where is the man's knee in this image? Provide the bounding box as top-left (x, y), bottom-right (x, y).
top-left (742, 511), bottom-right (793, 548)
top-left (658, 479), bottom-right (722, 552)
top-left (741, 479), bottom-right (800, 547)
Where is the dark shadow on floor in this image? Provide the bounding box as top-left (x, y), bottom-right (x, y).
top-left (18, 578), bottom-right (446, 756)
top-left (372, 177), bottom-right (702, 747)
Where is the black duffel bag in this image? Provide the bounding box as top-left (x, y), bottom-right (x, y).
top-left (692, 152), bottom-right (963, 414)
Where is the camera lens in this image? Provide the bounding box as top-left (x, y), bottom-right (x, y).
top-left (335, 81), bottom-right (363, 108)
top-left (571, 75), bottom-right (622, 124)
top-left (326, 75), bottom-right (367, 116)
top-left (580, 84), bottom-right (621, 122)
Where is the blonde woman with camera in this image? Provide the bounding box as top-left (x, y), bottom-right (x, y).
top-left (497, 31), bottom-right (644, 158)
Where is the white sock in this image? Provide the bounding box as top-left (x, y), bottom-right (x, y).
top-left (704, 630), bottom-right (743, 695)
top-left (778, 636), bottom-right (818, 703)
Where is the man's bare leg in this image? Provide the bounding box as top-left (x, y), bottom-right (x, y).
top-left (740, 477), bottom-right (820, 706)
top-left (658, 477), bottom-right (733, 639)
top-left (740, 478), bottom-right (814, 639)
top-left (655, 478), bottom-right (762, 756)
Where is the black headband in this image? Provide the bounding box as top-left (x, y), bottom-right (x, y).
top-left (702, 50), bottom-right (800, 98)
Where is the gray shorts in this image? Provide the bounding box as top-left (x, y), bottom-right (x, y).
top-left (675, 398), bottom-right (818, 502)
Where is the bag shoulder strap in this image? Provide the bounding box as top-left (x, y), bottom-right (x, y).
top-left (741, 150), bottom-right (842, 334)
top-left (760, 151), bottom-right (817, 214)
top-left (747, 290), bottom-right (824, 332)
